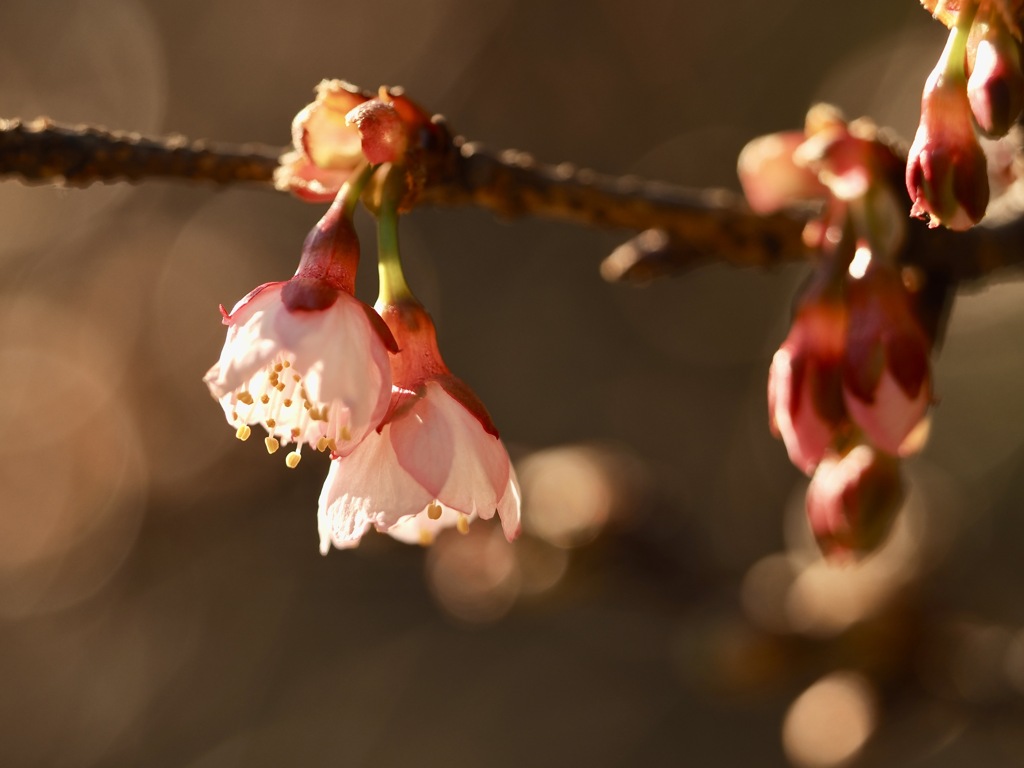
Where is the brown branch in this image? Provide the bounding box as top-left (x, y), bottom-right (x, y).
top-left (2, 115), bottom-right (1024, 285)
top-left (0, 118), bottom-right (280, 186)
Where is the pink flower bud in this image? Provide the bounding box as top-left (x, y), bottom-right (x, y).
top-left (842, 259), bottom-right (932, 456)
top-left (967, 21), bottom-right (1024, 136)
top-left (806, 444), bottom-right (903, 559)
top-left (906, 56), bottom-right (990, 229)
top-left (768, 291), bottom-right (849, 475)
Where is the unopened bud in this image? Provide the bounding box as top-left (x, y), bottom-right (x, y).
top-left (907, 30), bottom-right (990, 230)
top-left (968, 21), bottom-right (1024, 136)
top-left (768, 288), bottom-right (849, 476)
top-left (806, 444), bottom-right (903, 559)
top-left (842, 259), bottom-right (932, 456)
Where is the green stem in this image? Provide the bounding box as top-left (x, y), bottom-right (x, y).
top-left (377, 176), bottom-right (414, 306)
top-left (339, 162), bottom-right (377, 218)
top-left (939, 1), bottom-right (978, 83)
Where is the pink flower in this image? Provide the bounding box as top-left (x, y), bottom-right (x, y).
top-left (842, 260), bottom-right (932, 456)
top-left (806, 444), bottom-right (903, 559)
top-left (768, 289), bottom-right (849, 476)
top-left (204, 196), bottom-right (396, 465)
top-left (318, 300), bottom-right (521, 550)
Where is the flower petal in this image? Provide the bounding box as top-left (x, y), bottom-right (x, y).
top-left (317, 430), bottom-right (432, 552)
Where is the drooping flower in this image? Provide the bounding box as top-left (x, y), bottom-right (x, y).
top-left (806, 443), bottom-right (904, 559)
top-left (842, 257), bottom-right (932, 456)
top-left (318, 182), bottom-right (521, 550)
top-left (204, 183), bottom-right (396, 467)
top-left (318, 298), bottom-right (521, 550)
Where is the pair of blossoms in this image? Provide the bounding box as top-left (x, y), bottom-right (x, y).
top-left (741, 107), bottom-right (935, 559)
top-left (204, 81), bottom-right (520, 552)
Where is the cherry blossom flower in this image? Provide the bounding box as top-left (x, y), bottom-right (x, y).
top-left (205, 191), bottom-right (396, 467)
top-left (318, 299), bottom-right (521, 550)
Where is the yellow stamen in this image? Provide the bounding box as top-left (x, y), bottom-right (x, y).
top-left (235, 424), bottom-right (252, 441)
top-left (317, 436), bottom-right (330, 452)
top-left (260, 394), bottom-right (270, 405)
top-left (237, 392), bottom-right (254, 406)
top-left (285, 451), bottom-right (301, 469)
top-left (419, 530), bottom-right (434, 546)
top-left (266, 418), bottom-right (276, 428)
top-left (265, 436), bottom-right (280, 454)
top-left (456, 515), bottom-right (470, 534)
top-left (283, 398), bottom-right (293, 408)
top-left (427, 502), bottom-right (442, 520)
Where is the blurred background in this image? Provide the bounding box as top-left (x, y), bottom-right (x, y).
top-left (4, 1), bottom-right (1024, 765)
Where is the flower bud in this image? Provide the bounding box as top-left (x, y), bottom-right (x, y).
top-left (806, 444), bottom-right (903, 559)
top-left (768, 288), bottom-right (849, 476)
top-left (906, 33), bottom-right (990, 230)
top-left (967, 21), bottom-right (1024, 136)
top-left (842, 258), bottom-right (932, 456)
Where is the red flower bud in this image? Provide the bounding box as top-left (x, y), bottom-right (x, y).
top-left (768, 289), bottom-right (849, 475)
top-left (907, 37), bottom-right (990, 229)
top-left (842, 259), bottom-right (932, 456)
top-left (806, 444), bottom-right (903, 559)
top-left (967, 21), bottom-right (1024, 136)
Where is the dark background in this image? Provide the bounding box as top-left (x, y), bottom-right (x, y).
top-left (5, 1), bottom-right (1024, 766)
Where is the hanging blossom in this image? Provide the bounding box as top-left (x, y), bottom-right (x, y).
top-left (274, 79), bottom-right (439, 203)
top-left (318, 183), bottom-right (521, 550)
top-left (204, 170), bottom-right (397, 468)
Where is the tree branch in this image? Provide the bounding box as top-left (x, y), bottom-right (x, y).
top-left (1, 115), bottom-right (1023, 285)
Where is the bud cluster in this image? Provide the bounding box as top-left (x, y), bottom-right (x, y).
top-left (741, 109), bottom-right (936, 559)
top-left (907, 0), bottom-right (1024, 229)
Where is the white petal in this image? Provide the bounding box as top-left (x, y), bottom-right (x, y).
top-left (317, 428), bottom-right (432, 552)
